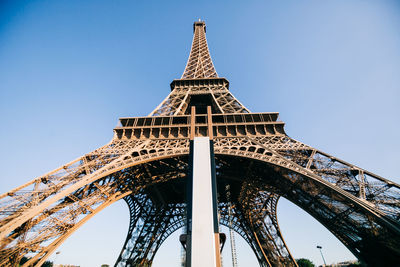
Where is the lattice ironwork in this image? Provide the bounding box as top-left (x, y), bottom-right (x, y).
top-left (181, 21), bottom-right (218, 79)
top-left (1, 20), bottom-right (400, 267)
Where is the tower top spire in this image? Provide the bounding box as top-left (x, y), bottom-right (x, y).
top-left (193, 19), bottom-right (205, 32)
top-left (181, 20), bottom-right (218, 79)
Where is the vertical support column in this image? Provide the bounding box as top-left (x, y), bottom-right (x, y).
top-left (190, 106), bottom-right (196, 140)
top-left (185, 137), bottom-right (221, 267)
top-left (359, 170), bottom-right (366, 200)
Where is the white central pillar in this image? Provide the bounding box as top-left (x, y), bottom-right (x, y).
top-left (187, 137), bottom-right (220, 267)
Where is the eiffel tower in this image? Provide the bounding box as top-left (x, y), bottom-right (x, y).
top-left (1, 20), bottom-right (400, 267)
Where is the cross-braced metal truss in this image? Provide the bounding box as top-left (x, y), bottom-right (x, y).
top-left (149, 78), bottom-right (250, 116)
top-left (1, 20), bottom-right (400, 267)
top-left (115, 192), bottom-right (186, 267)
top-left (114, 166), bottom-right (297, 267)
top-left (181, 21), bottom-right (218, 79)
top-left (1, 135), bottom-right (399, 266)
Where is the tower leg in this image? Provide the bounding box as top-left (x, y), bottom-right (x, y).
top-left (186, 137), bottom-right (221, 267)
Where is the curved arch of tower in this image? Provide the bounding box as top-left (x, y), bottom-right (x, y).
top-left (1, 21), bottom-right (399, 267)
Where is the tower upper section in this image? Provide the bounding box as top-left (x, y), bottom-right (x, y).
top-left (181, 21), bottom-right (218, 79)
top-left (148, 21), bottom-right (250, 116)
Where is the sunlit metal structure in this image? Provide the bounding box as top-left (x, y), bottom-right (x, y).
top-left (1, 20), bottom-right (400, 267)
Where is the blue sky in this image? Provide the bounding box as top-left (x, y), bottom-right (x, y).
top-left (0, 0), bottom-right (399, 266)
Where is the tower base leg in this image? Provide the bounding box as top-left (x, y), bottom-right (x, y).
top-left (185, 137), bottom-right (221, 267)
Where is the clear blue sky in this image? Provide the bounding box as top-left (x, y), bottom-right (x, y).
top-left (1, 0), bottom-right (399, 266)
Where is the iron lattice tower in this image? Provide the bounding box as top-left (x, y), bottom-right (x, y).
top-left (1, 21), bottom-right (400, 267)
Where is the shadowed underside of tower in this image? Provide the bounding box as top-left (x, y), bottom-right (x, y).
top-left (1, 21), bottom-right (400, 267)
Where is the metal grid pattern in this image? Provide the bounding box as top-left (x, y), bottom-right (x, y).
top-left (181, 21), bottom-right (218, 79)
top-left (1, 21), bottom-right (399, 267)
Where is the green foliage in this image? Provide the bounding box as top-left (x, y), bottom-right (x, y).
top-left (296, 258), bottom-right (315, 267)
